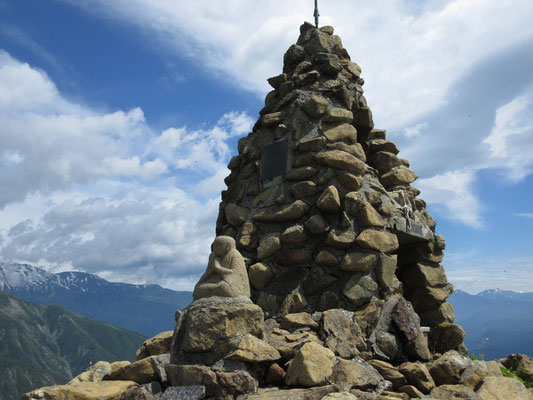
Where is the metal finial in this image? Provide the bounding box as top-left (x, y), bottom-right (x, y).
top-left (314, 0), bottom-right (319, 28)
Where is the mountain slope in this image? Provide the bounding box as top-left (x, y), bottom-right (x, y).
top-left (0, 291), bottom-right (146, 400)
top-left (448, 289), bottom-right (533, 360)
top-left (0, 263), bottom-right (193, 336)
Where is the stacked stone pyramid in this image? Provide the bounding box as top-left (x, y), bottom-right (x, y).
top-left (217, 21), bottom-right (460, 346)
top-left (165, 21), bottom-right (468, 398)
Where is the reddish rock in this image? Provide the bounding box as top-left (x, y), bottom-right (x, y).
top-left (267, 363), bottom-right (286, 385)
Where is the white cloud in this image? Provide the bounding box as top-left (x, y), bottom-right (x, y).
top-left (102, 156), bottom-right (168, 179)
top-left (1, 187), bottom-right (218, 288)
top-left (482, 95), bottom-right (533, 181)
top-left (446, 254), bottom-right (533, 294)
top-left (484, 95), bottom-right (530, 158)
top-left (150, 111), bottom-right (253, 184)
top-left (0, 51), bottom-right (165, 207)
top-left (516, 213), bottom-right (533, 219)
top-left (403, 122), bottom-right (428, 138)
top-left (1, 150), bottom-right (24, 165)
top-left (417, 170), bottom-right (482, 228)
top-left (0, 51), bottom-right (255, 289)
top-left (60, 0), bottom-right (533, 129)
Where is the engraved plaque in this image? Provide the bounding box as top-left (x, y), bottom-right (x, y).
top-left (260, 139), bottom-right (289, 182)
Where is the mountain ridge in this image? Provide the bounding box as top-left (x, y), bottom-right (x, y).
top-left (449, 288), bottom-right (533, 360)
top-left (0, 290), bottom-right (146, 400)
top-left (0, 262), bottom-right (193, 337)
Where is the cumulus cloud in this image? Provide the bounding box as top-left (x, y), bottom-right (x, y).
top-left (417, 170), bottom-right (482, 228)
top-left (0, 51), bottom-right (167, 207)
top-left (1, 189), bottom-right (218, 285)
top-left (152, 111), bottom-right (253, 175)
top-left (483, 95), bottom-right (533, 181)
top-left (60, 0), bottom-right (533, 129)
top-left (0, 51), bottom-right (254, 288)
top-left (403, 122), bottom-right (428, 138)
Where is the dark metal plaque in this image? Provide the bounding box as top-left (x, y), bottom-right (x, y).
top-left (260, 139), bottom-right (289, 181)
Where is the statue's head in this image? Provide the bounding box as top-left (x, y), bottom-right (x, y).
top-left (212, 236), bottom-right (236, 257)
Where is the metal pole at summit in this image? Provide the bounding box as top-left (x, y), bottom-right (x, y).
top-left (314, 0), bottom-right (319, 28)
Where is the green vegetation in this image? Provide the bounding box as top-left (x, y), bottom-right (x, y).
top-left (500, 365), bottom-right (533, 388)
top-left (0, 291), bottom-right (147, 400)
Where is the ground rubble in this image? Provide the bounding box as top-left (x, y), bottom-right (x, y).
top-left (20, 326), bottom-right (533, 400)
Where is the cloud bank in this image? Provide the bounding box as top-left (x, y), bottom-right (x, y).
top-left (0, 51), bottom-right (253, 287)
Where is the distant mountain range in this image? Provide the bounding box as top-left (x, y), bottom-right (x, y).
top-left (0, 290), bottom-right (146, 400)
top-left (448, 288), bottom-right (533, 360)
top-left (2, 263), bottom-right (531, 361)
top-left (0, 263), bottom-right (192, 337)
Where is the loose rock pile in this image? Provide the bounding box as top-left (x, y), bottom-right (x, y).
top-left (21, 22), bottom-right (533, 400)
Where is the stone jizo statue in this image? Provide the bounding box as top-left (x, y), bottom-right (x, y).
top-left (193, 236), bottom-right (251, 300)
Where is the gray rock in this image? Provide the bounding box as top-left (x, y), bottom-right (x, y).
top-left (150, 353), bottom-right (170, 384)
top-left (331, 358), bottom-right (385, 392)
top-left (321, 309), bottom-right (366, 358)
top-left (430, 384), bottom-right (481, 400)
top-left (281, 224), bottom-right (305, 244)
top-left (305, 214), bottom-right (330, 234)
top-left (122, 385), bottom-right (157, 400)
top-left (161, 386), bottom-right (206, 400)
top-left (249, 263), bottom-right (274, 290)
top-left (303, 267), bottom-right (337, 295)
top-left (257, 234), bottom-right (281, 259)
top-left (342, 274), bottom-right (378, 307)
top-left (375, 330), bottom-right (401, 360)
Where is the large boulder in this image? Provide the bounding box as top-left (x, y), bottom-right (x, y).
top-left (176, 296), bottom-right (264, 353)
top-left (355, 229), bottom-right (399, 253)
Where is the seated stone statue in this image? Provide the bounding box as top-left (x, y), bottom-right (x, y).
top-left (193, 236), bottom-right (251, 300)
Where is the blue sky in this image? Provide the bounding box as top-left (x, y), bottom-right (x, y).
top-left (0, 0), bottom-right (532, 294)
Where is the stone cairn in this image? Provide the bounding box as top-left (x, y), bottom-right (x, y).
top-left (21, 22), bottom-right (533, 400)
top-left (166, 21), bottom-right (468, 398)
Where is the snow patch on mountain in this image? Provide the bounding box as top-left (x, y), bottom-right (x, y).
top-left (0, 263), bottom-right (56, 290)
